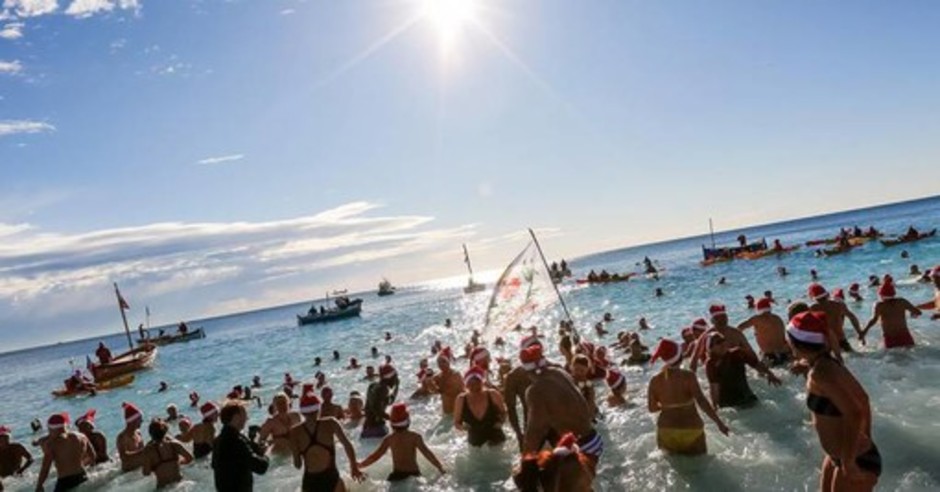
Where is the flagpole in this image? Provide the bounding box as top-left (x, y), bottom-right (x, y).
top-left (528, 228), bottom-right (575, 328)
top-left (114, 282), bottom-right (133, 350)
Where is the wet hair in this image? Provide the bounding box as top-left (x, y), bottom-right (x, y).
top-left (219, 401), bottom-right (246, 425)
top-left (148, 419), bottom-right (169, 442)
top-left (787, 333), bottom-right (826, 353)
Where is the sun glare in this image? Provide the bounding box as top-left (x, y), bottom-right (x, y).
top-left (421, 0), bottom-right (477, 56)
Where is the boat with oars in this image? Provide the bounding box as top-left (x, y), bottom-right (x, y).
top-left (86, 283), bottom-right (158, 383)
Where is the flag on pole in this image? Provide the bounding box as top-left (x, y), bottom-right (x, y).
top-left (463, 244), bottom-right (470, 265)
top-left (115, 284), bottom-right (130, 311)
top-left (482, 240), bottom-right (557, 341)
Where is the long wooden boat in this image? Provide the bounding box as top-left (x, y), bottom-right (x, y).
top-left (297, 299), bottom-right (363, 326)
top-left (702, 239), bottom-right (767, 262)
top-left (880, 229), bottom-right (936, 247)
top-left (137, 327), bottom-right (206, 347)
top-left (52, 374), bottom-right (135, 398)
top-left (90, 345), bottom-right (157, 382)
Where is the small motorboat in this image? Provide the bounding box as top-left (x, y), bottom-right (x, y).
top-left (137, 327), bottom-right (206, 347)
top-left (52, 374), bottom-right (135, 398)
top-left (89, 345), bottom-right (157, 383)
top-left (297, 299), bottom-right (363, 326)
top-left (377, 279), bottom-right (396, 297)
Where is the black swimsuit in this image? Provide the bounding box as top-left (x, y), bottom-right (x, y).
top-left (54, 472), bottom-right (87, 492)
top-left (461, 392), bottom-right (506, 447)
top-left (301, 420), bottom-right (340, 492)
top-left (193, 441), bottom-right (213, 459)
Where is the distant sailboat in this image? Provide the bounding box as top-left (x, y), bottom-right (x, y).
top-left (462, 244), bottom-right (486, 294)
top-left (377, 278), bottom-right (396, 296)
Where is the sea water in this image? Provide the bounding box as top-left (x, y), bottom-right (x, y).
top-left (1, 196), bottom-right (939, 491)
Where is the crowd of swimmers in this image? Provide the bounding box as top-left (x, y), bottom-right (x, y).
top-left (2, 262), bottom-right (939, 491)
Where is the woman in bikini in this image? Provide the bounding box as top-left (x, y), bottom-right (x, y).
top-left (141, 418), bottom-right (193, 488)
top-left (453, 367), bottom-right (508, 447)
top-left (647, 339), bottom-right (729, 455)
top-left (787, 311), bottom-right (880, 492)
top-left (260, 393), bottom-right (301, 456)
top-left (289, 384), bottom-right (363, 492)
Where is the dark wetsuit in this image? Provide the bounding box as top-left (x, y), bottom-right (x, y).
top-left (54, 472), bottom-right (87, 492)
top-left (212, 425), bottom-right (269, 492)
top-left (301, 421), bottom-right (340, 492)
top-left (706, 349), bottom-right (758, 408)
top-left (362, 382), bottom-right (390, 439)
top-left (388, 470), bottom-right (421, 482)
top-left (461, 392), bottom-right (506, 447)
top-left (193, 441), bottom-right (213, 459)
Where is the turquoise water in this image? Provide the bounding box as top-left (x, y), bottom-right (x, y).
top-left (1, 196), bottom-right (939, 491)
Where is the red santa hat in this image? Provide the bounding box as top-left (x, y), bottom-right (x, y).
top-left (48, 413), bottom-right (69, 430)
top-left (519, 345), bottom-right (546, 371)
top-left (932, 266), bottom-right (940, 278)
top-left (470, 346), bottom-right (490, 365)
top-left (756, 297), bottom-right (773, 314)
top-left (552, 432), bottom-right (580, 457)
top-left (605, 369), bottom-right (626, 391)
top-left (708, 304), bottom-right (726, 320)
top-left (849, 283), bottom-right (860, 292)
top-left (299, 384), bottom-right (321, 414)
top-left (878, 282), bottom-right (896, 300)
top-left (787, 311), bottom-right (828, 345)
top-left (680, 327), bottom-right (694, 339)
top-left (200, 401), bottom-right (219, 421)
top-left (519, 334), bottom-right (542, 350)
top-left (651, 339), bottom-right (682, 366)
top-left (832, 288), bottom-right (845, 303)
top-left (0, 425), bottom-right (10, 436)
top-left (389, 403), bottom-right (410, 429)
top-left (437, 346), bottom-right (455, 363)
top-left (76, 409), bottom-right (96, 427)
top-left (691, 318), bottom-right (708, 332)
top-left (463, 366), bottom-right (486, 385)
top-left (380, 364), bottom-right (398, 380)
top-left (808, 283), bottom-right (828, 301)
top-left (122, 402), bottom-right (142, 425)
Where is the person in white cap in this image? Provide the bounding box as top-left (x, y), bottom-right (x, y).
top-left (288, 384), bottom-right (363, 491)
top-left (116, 402), bottom-right (145, 472)
top-left (358, 402), bottom-right (446, 482)
top-left (737, 297), bottom-right (793, 367)
top-left (647, 339), bottom-right (728, 456)
top-left (35, 413), bottom-right (96, 492)
top-left (0, 425), bottom-right (33, 478)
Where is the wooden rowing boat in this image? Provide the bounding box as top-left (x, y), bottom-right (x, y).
top-left (90, 344), bottom-right (157, 382)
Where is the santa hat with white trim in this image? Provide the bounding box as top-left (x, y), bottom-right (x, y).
top-left (463, 366), bottom-right (486, 385)
top-left (756, 297), bottom-right (773, 314)
top-left (379, 364), bottom-right (398, 380)
top-left (122, 402), bottom-right (142, 425)
top-left (519, 345), bottom-right (547, 372)
top-left (605, 369), bottom-right (626, 391)
top-left (47, 413), bottom-right (69, 431)
top-left (389, 403), bottom-right (410, 429)
top-left (808, 283), bottom-right (828, 301)
top-left (651, 339), bottom-right (682, 366)
top-left (299, 384), bottom-right (321, 415)
top-left (0, 425), bottom-right (10, 437)
top-left (691, 318), bottom-right (708, 332)
top-left (552, 432), bottom-right (580, 458)
top-left (787, 311), bottom-right (828, 346)
top-left (200, 401), bottom-right (219, 421)
top-left (708, 304), bottom-right (726, 320)
top-left (878, 282), bottom-right (896, 300)
top-left (470, 346), bottom-right (490, 366)
top-left (519, 334), bottom-right (542, 350)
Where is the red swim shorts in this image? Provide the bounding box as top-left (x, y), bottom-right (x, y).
top-left (884, 331), bottom-right (915, 349)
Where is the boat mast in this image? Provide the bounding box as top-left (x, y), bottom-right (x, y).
top-left (709, 218), bottom-right (716, 249)
top-left (528, 228), bottom-right (576, 334)
top-left (463, 244), bottom-right (475, 282)
top-left (114, 282), bottom-right (133, 350)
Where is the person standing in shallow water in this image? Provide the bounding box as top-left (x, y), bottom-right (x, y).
top-left (428, 349), bottom-right (464, 417)
top-left (861, 281), bottom-right (922, 348)
top-left (35, 413), bottom-right (96, 492)
top-left (289, 385), bottom-right (363, 491)
top-left (647, 339), bottom-right (729, 456)
top-left (259, 393), bottom-right (300, 456)
top-left (807, 283), bottom-right (863, 358)
top-left (362, 365), bottom-right (398, 438)
top-left (212, 402), bottom-right (269, 492)
top-left (787, 311), bottom-right (880, 492)
top-left (736, 297), bottom-right (793, 367)
top-left (358, 403), bottom-right (446, 482)
top-left (704, 332), bottom-right (781, 408)
top-left (0, 425), bottom-right (33, 478)
top-left (453, 367), bottom-right (507, 447)
top-left (141, 418), bottom-right (193, 488)
top-left (116, 402), bottom-right (145, 472)
top-left (75, 410), bottom-right (109, 465)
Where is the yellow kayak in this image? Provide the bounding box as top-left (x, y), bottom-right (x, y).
top-left (52, 374), bottom-right (135, 398)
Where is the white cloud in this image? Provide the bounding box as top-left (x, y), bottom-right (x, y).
top-left (195, 153), bottom-right (244, 165)
top-left (280, 8), bottom-right (294, 15)
top-left (0, 119), bottom-right (55, 137)
top-left (0, 22), bottom-right (23, 39)
top-left (63, 0), bottom-right (137, 18)
top-left (0, 59), bottom-right (21, 74)
top-left (2, 0), bottom-right (58, 18)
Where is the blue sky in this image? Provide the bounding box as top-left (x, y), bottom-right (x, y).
top-left (1, 0), bottom-right (939, 350)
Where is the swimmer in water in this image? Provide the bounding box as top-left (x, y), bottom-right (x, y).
top-left (603, 312), bottom-right (614, 323)
top-left (371, 346), bottom-right (379, 358)
top-left (655, 288), bottom-right (664, 297)
top-left (259, 393), bottom-right (301, 456)
top-left (594, 322), bottom-right (609, 337)
top-left (737, 298), bottom-right (793, 367)
top-left (252, 376), bottom-right (262, 388)
top-left (116, 402), bottom-right (145, 472)
top-left (384, 332), bottom-right (392, 342)
top-left (428, 349), bottom-right (465, 416)
top-left (332, 350), bottom-right (340, 361)
top-left (638, 317), bottom-right (651, 331)
top-left (141, 418), bottom-right (193, 488)
top-left (158, 381), bottom-right (168, 393)
top-left (288, 385), bottom-right (364, 490)
top-left (444, 318), bottom-right (452, 329)
top-left (868, 275), bottom-right (880, 287)
top-left (570, 355), bottom-right (598, 418)
top-left (605, 369), bottom-right (628, 408)
top-left (313, 357), bottom-right (322, 367)
top-left (920, 267), bottom-right (940, 319)
top-left (811, 269), bottom-right (819, 281)
top-left (35, 413), bottom-right (96, 492)
top-left (319, 387), bottom-right (345, 421)
top-left (704, 333), bottom-right (781, 409)
top-left (910, 264), bottom-right (921, 276)
top-left (454, 367), bottom-right (507, 447)
top-left (745, 295), bottom-right (755, 310)
top-left (861, 281), bottom-right (922, 349)
top-left (180, 402), bottom-right (219, 460)
top-left (74, 410), bottom-right (109, 465)
top-left (623, 338), bottom-right (651, 366)
top-left (647, 339), bottom-right (729, 456)
top-left (358, 403), bottom-right (446, 482)
top-left (808, 283), bottom-right (864, 359)
top-left (787, 311), bottom-right (881, 492)
top-left (363, 366), bottom-right (378, 381)
top-left (778, 266), bottom-right (789, 277)
top-left (346, 392), bottom-right (365, 425)
top-left (849, 283), bottom-right (863, 302)
top-left (347, 357), bottom-right (360, 370)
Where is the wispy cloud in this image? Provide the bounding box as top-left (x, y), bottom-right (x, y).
top-left (280, 8), bottom-right (294, 16)
top-left (0, 202), bottom-right (477, 348)
top-left (0, 22), bottom-right (24, 40)
top-left (63, 0), bottom-right (138, 18)
top-left (0, 119), bottom-right (55, 137)
top-left (0, 59), bottom-right (21, 74)
top-left (3, 0), bottom-right (58, 18)
top-left (195, 153), bottom-right (244, 165)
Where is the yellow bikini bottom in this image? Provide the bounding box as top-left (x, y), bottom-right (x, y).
top-left (657, 427), bottom-right (704, 453)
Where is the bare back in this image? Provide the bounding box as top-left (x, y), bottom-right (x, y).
top-left (523, 368), bottom-right (592, 454)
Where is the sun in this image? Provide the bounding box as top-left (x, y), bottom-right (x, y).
top-left (421, 0), bottom-right (477, 56)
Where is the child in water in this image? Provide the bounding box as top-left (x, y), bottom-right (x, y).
top-left (358, 403), bottom-right (446, 482)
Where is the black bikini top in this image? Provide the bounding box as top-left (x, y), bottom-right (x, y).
top-left (806, 356), bottom-right (843, 417)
